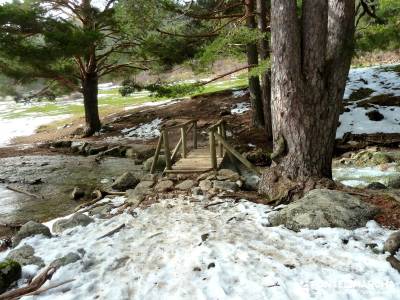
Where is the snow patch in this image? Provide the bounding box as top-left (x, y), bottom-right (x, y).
top-left (232, 90), bottom-right (248, 98)
top-left (121, 118), bottom-right (163, 140)
top-left (231, 102), bottom-right (251, 114)
top-left (1, 196), bottom-right (399, 300)
top-left (337, 65), bottom-right (400, 138)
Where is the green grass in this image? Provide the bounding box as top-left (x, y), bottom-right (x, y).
top-left (3, 77), bottom-right (248, 120)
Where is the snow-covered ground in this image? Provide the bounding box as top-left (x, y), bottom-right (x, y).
top-left (0, 99), bottom-right (70, 147)
top-left (121, 118), bottom-right (163, 140)
top-left (1, 196), bottom-right (399, 300)
top-left (333, 165), bottom-right (399, 187)
top-left (231, 102), bottom-right (251, 114)
top-left (337, 65), bottom-right (400, 138)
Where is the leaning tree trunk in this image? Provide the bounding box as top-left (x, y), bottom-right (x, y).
top-left (245, 0), bottom-right (265, 128)
top-left (256, 0), bottom-right (272, 140)
top-left (258, 0), bottom-right (355, 202)
top-left (82, 72), bottom-right (101, 136)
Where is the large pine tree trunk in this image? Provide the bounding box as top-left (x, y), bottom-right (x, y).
top-left (245, 0), bottom-right (265, 128)
top-left (82, 72), bottom-right (101, 136)
top-left (256, 0), bottom-right (272, 140)
top-left (258, 0), bottom-right (355, 201)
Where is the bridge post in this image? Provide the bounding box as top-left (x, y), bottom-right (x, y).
top-left (163, 131), bottom-right (172, 170)
top-left (209, 130), bottom-right (217, 170)
top-left (181, 126), bottom-right (187, 158)
top-left (193, 121), bottom-right (197, 149)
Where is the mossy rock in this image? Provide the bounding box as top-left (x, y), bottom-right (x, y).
top-left (371, 152), bottom-right (394, 165)
top-left (353, 151), bottom-right (393, 166)
top-left (143, 155), bottom-right (166, 172)
top-left (0, 260), bottom-right (22, 293)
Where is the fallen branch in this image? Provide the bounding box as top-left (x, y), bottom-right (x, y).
top-left (21, 278), bottom-right (75, 297)
top-left (6, 185), bottom-right (42, 199)
top-left (204, 201), bottom-right (230, 209)
top-left (96, 223), bottom-right (126, 240)
top-left (74, 189), bottom-right (104, 211)
top-left (0, 266), bottom-right (57, 300)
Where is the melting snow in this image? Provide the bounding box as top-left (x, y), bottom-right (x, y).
top-left (337, 65), bottom-right (400, 138)
top-left (232, 90), bottom-right (248, 98)
top-left (333, 165), bottom-right (399, 187)
top-left (231, 102), bottom-right (251, 114)
top-left (1, 196), bottom-right (399, 300)
top-left (121, 118), bottom-right (163, 140)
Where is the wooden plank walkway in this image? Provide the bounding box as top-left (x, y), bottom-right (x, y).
top-left (166, 147), bottom-right (224, 173)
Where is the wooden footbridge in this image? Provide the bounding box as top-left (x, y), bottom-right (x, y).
top-left (150, 118), bottom-right (260, 175)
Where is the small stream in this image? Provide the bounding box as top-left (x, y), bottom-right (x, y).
top-left (0, 155), bottom-right (144, 235)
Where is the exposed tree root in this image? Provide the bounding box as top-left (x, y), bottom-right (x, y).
top-left (258, 166), bottom-right (336, 205)
top-left (0, 266), bottom-right (58, 300)
top-left (74, 189), bottom-right (126, 212)
top-left (20, 279), bottom-right (75, 298)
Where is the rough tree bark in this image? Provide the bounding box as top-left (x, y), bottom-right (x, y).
top-left (256, 0), bottom-right (272, 140)
top-left (258, 0), bottom-right (355, 202)
top-left (81, 0), bottom-right (101, 136)
top-left (245, 0), bottom-right (265, 128)
top-left (82, 71), bottom-right (101, 136)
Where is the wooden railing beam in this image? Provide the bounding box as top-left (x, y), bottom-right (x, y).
top-left (181, 126), bottom-right (187, 158)
top-left (163, 131), bottom-right (172, 170)
top-left (150, 134), bottom-right (164, 174)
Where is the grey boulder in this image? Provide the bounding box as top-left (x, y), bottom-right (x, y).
top-left (111, 172), bottom-right (140, 191)
top-left (6, 245), bottom-right (44, 267)
top-left (12, 221), bottom-right (51, 247)
top-left (52, 213), bottom-right (94, 234)
top-left (384, 231), bottom-right (400, 255)
top-left (269, 189), bottom-right (378, 231)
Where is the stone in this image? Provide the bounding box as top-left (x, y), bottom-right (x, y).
top-left (0, 260), bottom-right (21, 293)
top-left (366, 110), bottom-right (384, 121)
top-left (213, 180), bottom-right (239, 192)
top-left (268, 189), bottom-right (378, 231)
top-left (199, 180), bottom-right (213, 191)
top-left (70, 141), bottom-right (85, 153)
top-left (134, 181), bottom-right (155, 193)
top-left (6, 245), bottom-right (44, 267)
top-left (217, 169), bottom-right (240, 181)
top-left (71, 186), bottom-right (85, 200)
top-left (371, 152), bottom-right (393, 165)
top-left (89, 204), bottom-right (113, 217)
top-left (13, 221), bottom-right (51, 247)
top-left (88, 145), bottom-right (108, 156)
top-left (50, 252), bottom-right (81, 269)
top-left (104, 146), bottom-right (125, 157)
top-left (143, 155), bottom-right (166, 172)
top-left (387, 176), bottom-right (400, 189)
top-left (154, 180), bottom-right (174, 192)
top-left (125, 148), bottom-right (136, 159)
top-left (126, 190), bottom-right (146, 206)
top-left (111, 172), bottom-right (140, 191)
top-left (141, 174), bottom-right (157, 182)
top-left (367, 182), bottom-right (387, 190)
top-left (52, 213), bottom-right (94, 234)
top-left (244, 175), bottom-right (260, 191)
top-left (51, 140), bottom-right (72, 148)
top-left (77, 142), bottom-right (89, 155)
top-left (384, 231), bottom-right (400, 255)
top-left (196, 172), bottom-right (213, 182)
top-left (175, 180), bottom-right (196, 191)
top-left (192, 187), bottom-right (204, 196)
